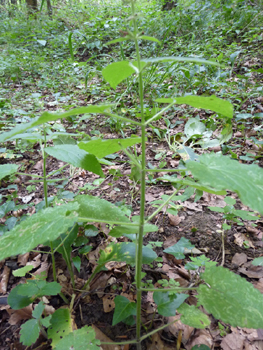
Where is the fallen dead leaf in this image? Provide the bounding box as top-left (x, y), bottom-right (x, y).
top-left (253, 278), bottom-right (263, 293)
top-left (17, 253), bottom-right (29, 266)
top-left (168, 316), bottom-right (194, 345)
top-left (102, 295), bottom-right (115, 313)
top-left (92, 325), bottom-right (120, 350)
top-left (8, 305), bottom-right (33, 325)
top-left (239, 265), bottom-right (263, 279)
top-left (221, 332), bottom-right (244, 350)
top-left (0, 266), bottom-right (11, 294)
top-left (234, 233), bottom-right (255, 248)
top-left (185, 329), bottom-right (213, 350)
top-left (232, 253), bottom-right (247, 266)
top-left (168, 213), bottom-right (181, 226)
top-left (146, 332), bottom-right (164, 350)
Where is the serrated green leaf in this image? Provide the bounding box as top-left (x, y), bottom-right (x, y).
top-left (32, 301), bottom-right (45, 319)
top-left (78, 137), bottom-right (141, 159)
top-left (48, 308), bottom-right (72, 347)
top-left (54, 326), bottom-right (100, 350)
top-left (178, 303), bottom-right (210, 329)
top-left (20, 319), bottom-right (40, 346)
top-left (252, 257), bottom-right (263, 266)
top-left (0, 203), bottom-right (78, 261)
top-left (186, 153), bottom-right (263, 214)
top-left (8, 284), bottom-right (33, 309)
top-left (102, 61), bottom-right (136, 89)
top-left (164, 237), bottom-right (195, 259)
top-left (39, 281), bottom-right (62, 296)
top-left (0, 164), bottom-right (19, 180)
top-left (74, 195), bottom-right (130, 224)
top-left (112, 295), bottom-right (137, 326)
top-left (45, 145), bottom-right (103, 177)
top-left (0, 105), bottom-right (114, 143)
top-left (198, 266), bottom-right (263, 328)
top-left (109, 223), bottom-right (158, 238)
top-left (153, 292), bottom-right (188, 317)
top-left (98, 242), bottom-right (157, 267)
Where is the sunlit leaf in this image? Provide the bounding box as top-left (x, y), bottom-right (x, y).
top-left (178, 303), bottom-right (210, 328)
top-left (54, 326), bottom-right (100, 350)
top-left (0, 164), bottom-right (19, 180)
top-left (198, 266), bottom-right (263, 328)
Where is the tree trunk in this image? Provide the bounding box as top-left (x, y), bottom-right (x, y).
top-left (46, 0), bottom-right (52, 17)
top-left (162, 0), bottom-right (177, 10)
top-left (26, 0), bottom-right (38, 14)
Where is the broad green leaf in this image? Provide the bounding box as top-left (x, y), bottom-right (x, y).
top-left (48, 309), bottom-right (73, 347)
top-left (198, 266), bottom-right (263, 328)
top-left (252, 257), bottom-right (263, 266)
top-left (184, 118), bottom-right (206, 138)
top-left (153, 292), bottom-right (188, 317)
top-left (20, 319), bottom-right (40, 346)
top-left (0, 203), bottom-right (79, 261)
top-left (9, 133), bottom-right (44, 141)
top-left (233, 210), bottom-right (258, 221)
top-left (186, 153), bottom-right (263, 214)
top-left (13, 265), bottom-right (34, 277)
top-left (143, 57), bottom-right (220, 66)
top-left (54, 326), bottom-right (100, 350)
top-left (109, 223), bottom-right (158, 238)
top-left (164, 237), bottom-right (195, 259)
top-left (156, 95), bottom-right (233, 119)
top-left (139, 35), bottom-right (161, 44)
top-left (178, 303), bottom-right (210, 329)
top-left (102, 61), bottom-right (136, 89)
top-left (0, 105), bottom-right (114, 143)
top-left (98, 242), bottom-right (157, 266)
top-left (157, 175), bottom-right (226, 195)
top-left (8, 284), bottom-right (33, 309)
top-left (32, 301), bottom-right (45, 319)
top-left (74, 195), bottom-right (130, 224)
top-left (0, 164), bottom-right (19, 180)
top-left (112, 295), bottom-right (136, 326)
top-left (78, 137), bottom-right (141, 158)
top-left (45, 145), bottom-right (103, 177)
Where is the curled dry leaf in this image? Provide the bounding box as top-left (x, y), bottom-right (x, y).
top-left (0, 266), bottom-right (11, 294)
top-left (17, 252), bottom-right (30, 266)
top-left (221, 332), bottom-right (244, 350)
top-left (168, 213), bottom-right (181, 226)
top-left (168, 316), bottom-right (194, 345)
top-left (185, 329), bottom-right (213, 350)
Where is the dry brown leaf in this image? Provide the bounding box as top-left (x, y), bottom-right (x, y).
top-left (221, 332), bottom-right (244, 350)
top-left (234, 233), bottom-right (255, 248)
top-left (168, 213), bottom-right (181, 226)
top-left (105, 261), bottom-right (126, 271)
top-left (92, 325), bottom-right (120, 350)
top-left (253, 278), bottom-right (263, 293)
top-left (0, 266), bottom-right (11, 294)
top-left (17, 253), bottom-right (29, 266)
top-left (183, 202), bottom-right (202, 211)
top-left (145, 193), bottom-right (156, 202)
top-left (146, 332), bottom-right (164, 350)
top-left (90, 272), bottom-right (111, 297)
top-left (9, 305), bottom-right (33, 325)
top-left (185, 329), bottom-right (213, 350)
top-left (239, 265), bottom-right (263, 279)
top-left (168, 316), bottom-right (194, 344)
top-left (33, 262), bottom-right (49, 278)
top-left (232, 253), bottom-right (247, 266)
top-left (102, 295), bottom-right (115, 313)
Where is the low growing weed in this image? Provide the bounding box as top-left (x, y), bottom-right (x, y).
top-left (1, 1), bottom-right (263, 349)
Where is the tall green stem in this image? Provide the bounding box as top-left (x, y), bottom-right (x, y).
top-left (131, 2), bottom-right (146, 349)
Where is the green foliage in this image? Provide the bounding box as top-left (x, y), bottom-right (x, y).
top-left (178, 303), bottom-right (210, 329)
top-left (198, 266), bottom-right (263, 328)
top-left (163, 237), bottom-right (195, 259)
top-left (0, 164), bottom-right (19, 181)
top-left (153, 292), bottom-right (188, 317)
top-left (112, 295), bottom-right (137, 326)
top-left (48, 308), bottom-right (72, 347)
top-left (54, 326), bottom-right (100, 350)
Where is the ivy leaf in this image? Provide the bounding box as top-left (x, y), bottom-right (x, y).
top-left (186, 153), bottom-right (263, 214)
top-left (198, 266), bottom-right (263, 328)
top-left (153, 292), bottom-right (188, 317)
top-left (54, 326), bottom-right (100, 350)
top-left (178, 303), bottom-right (210, 328)
top-left (45, 145), bottom-right (104, 177)
top-left (163, 237), bottom-right (195, 259)
top-left (112, 296), bottom-right (137, 326)
top-left (20, 319), bottom-right (40, 346)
